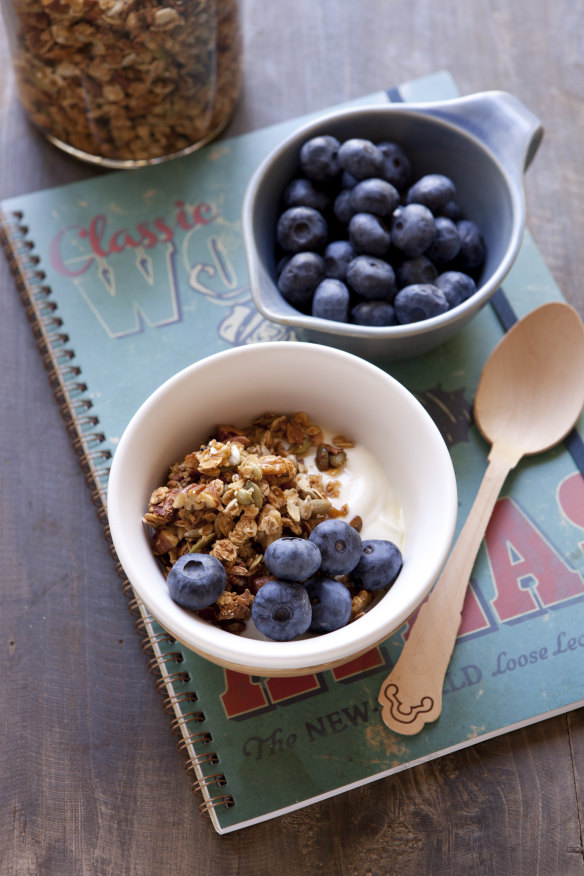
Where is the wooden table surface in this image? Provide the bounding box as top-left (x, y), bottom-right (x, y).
top-left (2, 1), bottom-right (583, 873)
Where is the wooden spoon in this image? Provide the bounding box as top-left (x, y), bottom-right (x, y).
top-left (378, 302), bottom-right (584, 736)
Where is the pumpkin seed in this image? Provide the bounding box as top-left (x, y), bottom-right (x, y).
top-left (288, 436), bottom-right (312, 455)
top-left (236, 488), bottom-right (253, 506)
top-left (244, 480), bottom-right (263, 508)
top-left (328, 450), bottom-right (347, 468)
top-left (315, 444), bottom-right (330, 471)
top-left (188, 532), bottom-right (215, 553)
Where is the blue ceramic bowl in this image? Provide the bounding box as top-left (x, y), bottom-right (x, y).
top-left (242, 91), bottom-right (543, 360)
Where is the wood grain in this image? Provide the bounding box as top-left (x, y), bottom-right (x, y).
top-left (1, 1), bottom-right (583, 873)
top-left (380, 303), bottom-right (584, 735)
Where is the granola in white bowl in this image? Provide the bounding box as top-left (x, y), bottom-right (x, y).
top-left (143, 411), bottom-right (406, 637)
top-left (107, 341), bottom-right (457, 676)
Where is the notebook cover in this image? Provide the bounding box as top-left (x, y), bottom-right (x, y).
top-left (2, 70), bottom-right (583, 834)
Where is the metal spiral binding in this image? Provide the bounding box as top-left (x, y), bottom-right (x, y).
top-left (199, 795), bottom-right (235, 817)
top-left (147, 650), bottom-right (185, 677)
top-left (1, 208), bottom-right (234, 821)
top-left (161, 690), bottom-right (199, 716)
top-left (177, 730), bottom-right (213, 753)
top-left (192, 773), bottom-right (228, 793)
top-left (154, 670), bottom-right (192, 693)
top-left (139, 628), bottom-right (176, 658)
top-left (0, 210), bottom-right (112, 509)
top-left (168, 710), bottom-right (206, 736)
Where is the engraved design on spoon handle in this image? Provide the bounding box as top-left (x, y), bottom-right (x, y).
top-left (378, 446), bottom-right (519, 736)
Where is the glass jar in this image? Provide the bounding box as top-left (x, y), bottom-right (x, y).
top-left (2, 0), bottom-right (242, 168)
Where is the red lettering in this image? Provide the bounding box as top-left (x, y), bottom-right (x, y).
top-left (485, 496), bottom-right (584, 622)
top-left (558, 472), bottom-right (584, 532)
top-left (136, 221), bottom-right (158, 249)
top-left (332, 647), bottom-right (385, 680)
top-left (220, 669), bottom-right (269, 719)
top-left (49, 225), bottom-right (93, 277)
top-left (88, 215), bottom-right (110, 258)
top-left (175, 199), bottom-right (218, 231)
top-left (458, 584), bottom-right (492, 636)
top-left (193, 202), bottom-right (217, 225)
top-left (108, 228), bottom-right (141, 254)
top-left (265, 674), bottom-right (322, 703)
top-left (220, 671), bottom-right (322, 718)
top-left (153, 217), bottom-right (174, 242)
top-left (174, 200), bottom-right (193, 230)
top-left (50, 202), bottom-right (217, 279)
top-left (220, 655), bottom-right (391, 719)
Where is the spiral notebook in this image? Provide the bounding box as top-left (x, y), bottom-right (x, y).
top-left (3, 70), bottom-right (584, 835)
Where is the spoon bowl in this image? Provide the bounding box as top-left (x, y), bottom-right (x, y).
top-left (378, 302), bottom-right (584, 735)
top-left (475, 302), bottom-right (584, 457)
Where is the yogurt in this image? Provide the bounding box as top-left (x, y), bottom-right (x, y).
top-left (305, 436), bottom-right (405, 549)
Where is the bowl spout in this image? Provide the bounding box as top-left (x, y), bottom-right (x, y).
top-left (421, 90), bottom-right (544, 177)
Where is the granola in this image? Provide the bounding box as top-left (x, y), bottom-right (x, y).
top-left (6, 0), bottom-right (242, 163)
top-left (144, 411), bottom-right (357, 629)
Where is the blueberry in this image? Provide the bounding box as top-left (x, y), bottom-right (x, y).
top-left (277, 206), bottom-right (328, 253)
top-left (338, 138), bottom-right (384, 180)
top-left (251, 580), bottom-right (312, 641)
top-left (312, 278), bottom-right (350, 322)
top-left (425, 216), bottom-right (461, 264)
top-left (299, 135), bottom-right (341, 183)
top-left (394, 283), bottom-right (449, 324)
top-left (341, 170), bottom-right (359, 188)
top-left (350, 539), bottom-right (403, 591)
top-left (306, 576), bottom-right (352, 633)
top-left (277, 251), bottom-right (326, 309)
top-left (346, 255), bottom-right (396, 300)
top-left (377, 140), bottom-right (412, 190)
top-left (439, 200), bottom-right (463, 221)
top-left (456, 219), bottom-right (486, 269)
top-left (349, 178), bottom-right (400, 218)
top-left (309, 519), bottom-right (362, 576)
top-left (406, 173), bottom-right (456, 214)
top-left (323, 240), bottom-right (355, 280)
top-left (284, 177), bottom-right (330, 212)
top-left (348, 213), bottom-right (391, 256)
top-left (274, 136), bottom-right (489, 328)
top-left (276, 255), bottom-right (290, 276)
top-left (391, 204), bottom-right (435, 258)
top-left (264, 536), bottom-right (322, 581)
top-left (351, 300), bottom-right (397, 326)
top-left (435, 270), bottom-right (477, 308)
top-left (397, 255), bottom-right (438, 288)
top-left (167, 553), bottom-right (226, 611)
top-left (333, 188), bottom-right (356, 224)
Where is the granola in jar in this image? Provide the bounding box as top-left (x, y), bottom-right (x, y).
top-left (3, 0), bottom-right (242, 166)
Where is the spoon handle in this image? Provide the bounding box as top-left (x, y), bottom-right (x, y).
top-left (378, 443), bottom-right (519, 736)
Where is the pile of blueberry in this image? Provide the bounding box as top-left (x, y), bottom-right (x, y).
top-left (274, 134), bottom-right (486, 326)
top-left (166, 519), bottom-right (403, 641)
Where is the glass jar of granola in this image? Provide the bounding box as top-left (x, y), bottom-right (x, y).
top-left (2, 0), bottom-right (242, 168)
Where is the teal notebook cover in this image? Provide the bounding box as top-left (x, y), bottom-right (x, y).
top-left (3, 71), bottom-right (584, 835)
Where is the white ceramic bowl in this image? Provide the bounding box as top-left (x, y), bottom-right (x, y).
top-left (107, 342), bottom-right (457, 675)
top-left (243, 91), bottom-right (543, 360)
